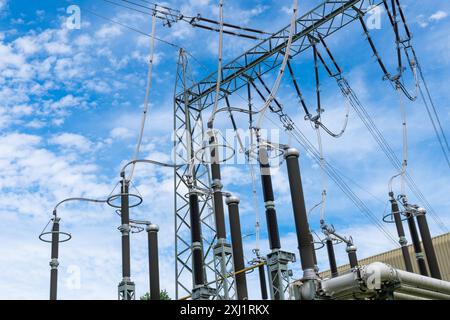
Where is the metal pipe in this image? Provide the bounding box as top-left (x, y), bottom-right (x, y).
top-left (311, 233), bottom-right (319, 273)
top-left (415, 208), bottom-right (441, 279)
top-left (406, 210), bottom-right (428, 276)
top-left (320, 262), bottom-right (450, 300)
top-left (389, 193), bottom-right (413, 272)
top-left (188, 191), bottom-right (205, 287)
top-left (397, 269), bottom-right (450, 294)
top-left (346, 243), bottom-right (358, 268)
top-left (258, 263), bottom-right (268, 300)
top-left (147, 224), bottom-right (160, 300)
top-left (49, 216), bottom-right (60, 300)
top-left (326, 238), bottom-right (338, 278)
top-left (393, 292), bottom-right (427, 300)
top-left (120, 178), bottom-right (132, 280)
top-left (258, 145), bottom-right (281, 250)
top-left (117, 176), bottom-right (135, 300)
top-left (397, 285), bottom-right (450, 300)
top-left (284, 148), bottom-right (316, 274)
top-left (208, 131), bottom-right (227, 240)
top-left (226, 195), bottom-right (248, 300)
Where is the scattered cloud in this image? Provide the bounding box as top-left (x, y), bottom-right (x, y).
top-left (430, 10), bottom-right (448, 21)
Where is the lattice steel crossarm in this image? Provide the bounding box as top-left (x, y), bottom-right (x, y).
top-left (175, 0), bottom-right (381, 109)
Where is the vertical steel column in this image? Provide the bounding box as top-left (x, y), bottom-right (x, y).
top-left (347, 243), bottom-right (358, 269)
top-left (389, 193), bottom-right (413, 272)
top-left (416, 208), bottom-right (441, 279)
top-left (259, 144), bottom-right (294, 300)
top-left (284, 149), bottom-right (315, 271)
top-left (326, 238), bottom-right (338, 278)
top-left (226, 195), bottom-right (248, 300)
top-left (49, 215), bottom-right (60, 300)
top-left (258, 145), bottom-right (281, 250)
top-left (406, 210), bottom-right (428, 276)
top-left (208, 129), bottom-right (234, 300)
top-left (311, 233), bottom-right (319, 273)
top-left (284, 148), bottom-right (316, 300)
top-left (258, 264), bottom-right (268, 300)
top-left (118, 176), bottom-right (135, 300)
top-left (189, 190), bottom-right (206, 288)
top-left (147, 223), bottom-right (160, 300)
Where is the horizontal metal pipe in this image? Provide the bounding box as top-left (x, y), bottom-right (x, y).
top-left (397, 269), bottom-right (450, 295)
top-left (393, 292), bottom-right (428, 300)
top-left (397, 285), bottom-right (450, 300)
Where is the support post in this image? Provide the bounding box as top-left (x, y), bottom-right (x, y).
top-left (258, 143), bottom-right (294, 300)
top-left (347, 242), bottom-right (358, 269)
top-left (147, 223), bottom-right (160, 300)
top-left (208, 130), bottom-right (234, 300)
top-left (49, 215), bottom-right (60, 300)
top-left (258, 263), bottom-right (268, 300)
top-left (284, 148), bottom-right (316, 300)
top-left (259, 145), bottom-right (281, 250)
top-left (326, 238), bottom-right (338, 278)
top-left (188, 189), bottom-right (206, 294)
top-left (389, 193), bottom-right (413, 272)
top-left (406, 209), bottom-right (429, 276)
top-left (416, 208), bottom-right (441, 279)
top-left (118, 176), bottom-right (135, 300)
top-left (226, 195), bottom-right (248, 300)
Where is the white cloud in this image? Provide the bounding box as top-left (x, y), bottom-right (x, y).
top-left (49, 133), bottom-right (93, 153)
top-left (95, 24), bottom-right (123, 39)
top-left (0, 0), bottom-right (7, 12)
top-left (110, 127), bottom-right (134, 140)
top-left (430, 10), bottom-right (448, 21)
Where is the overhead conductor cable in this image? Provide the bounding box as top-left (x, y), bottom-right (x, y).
top-left (128, 12), bottom-right (157, 181)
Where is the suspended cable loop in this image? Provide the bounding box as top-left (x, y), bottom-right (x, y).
top-left (120, 159), bottom-right (183, 177)
top-left (255, 0), bottom-right (298, 129)
top-left (53, 197), bottom-right (108, 216)
top-left (355, 1), bottom-right (418, 101)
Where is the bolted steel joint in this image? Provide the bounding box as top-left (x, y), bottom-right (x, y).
top-left (146, 223), bottom-right (159, 233)
top-left (264, 200), bottom-right (275, 210)
top-left (211, 179), bottom-right (223, 191)
top-left (346, 244), bottom-right (357, 253)
top-left (302, 268), bottom-right (316, 281)
top-left (192, 241), bottom-right (202, 251)
top-left (284, 147), bottom-right (300, 159)
top-left (399, 236), bottom-right (408, 246)
top-left (416, 207), bottom-right (426, 216)
top-left (415, 252), bottom-right (425, 259)
top-left (225, 195), bottom-right (240, 205)
top-left (119, 224), bottom-right (131, 235)
top-left (50, 258), bottom-right (59, 269)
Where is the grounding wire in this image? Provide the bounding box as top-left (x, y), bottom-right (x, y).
top-left (254, 0), bottom-right (298, 130)
top-left (263, 112), bottom-right (399, 246)
top-left (315, 124), bottom-right (327, 223)
top-left (251, 78), bottom-right (399, 245)
top-left (388, 84), bottom-right (408, 195)
top-left (128, 13), bottom-right (157, 182)
top-left (410, 46), bottom-right (450, 168)
top-left (207, 0), bottom-right (225, 129)
top-left (104, 0), bottom-right (266, 39)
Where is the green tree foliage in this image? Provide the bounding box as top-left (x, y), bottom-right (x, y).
top-left (140, 289), bottom-right (171, 300)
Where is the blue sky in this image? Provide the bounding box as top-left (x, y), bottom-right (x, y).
top-left (0, 0), bottom-right (449, 299)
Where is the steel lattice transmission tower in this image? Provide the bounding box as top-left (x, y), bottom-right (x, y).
top-left (173, 0), bottom-right (381, 299)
